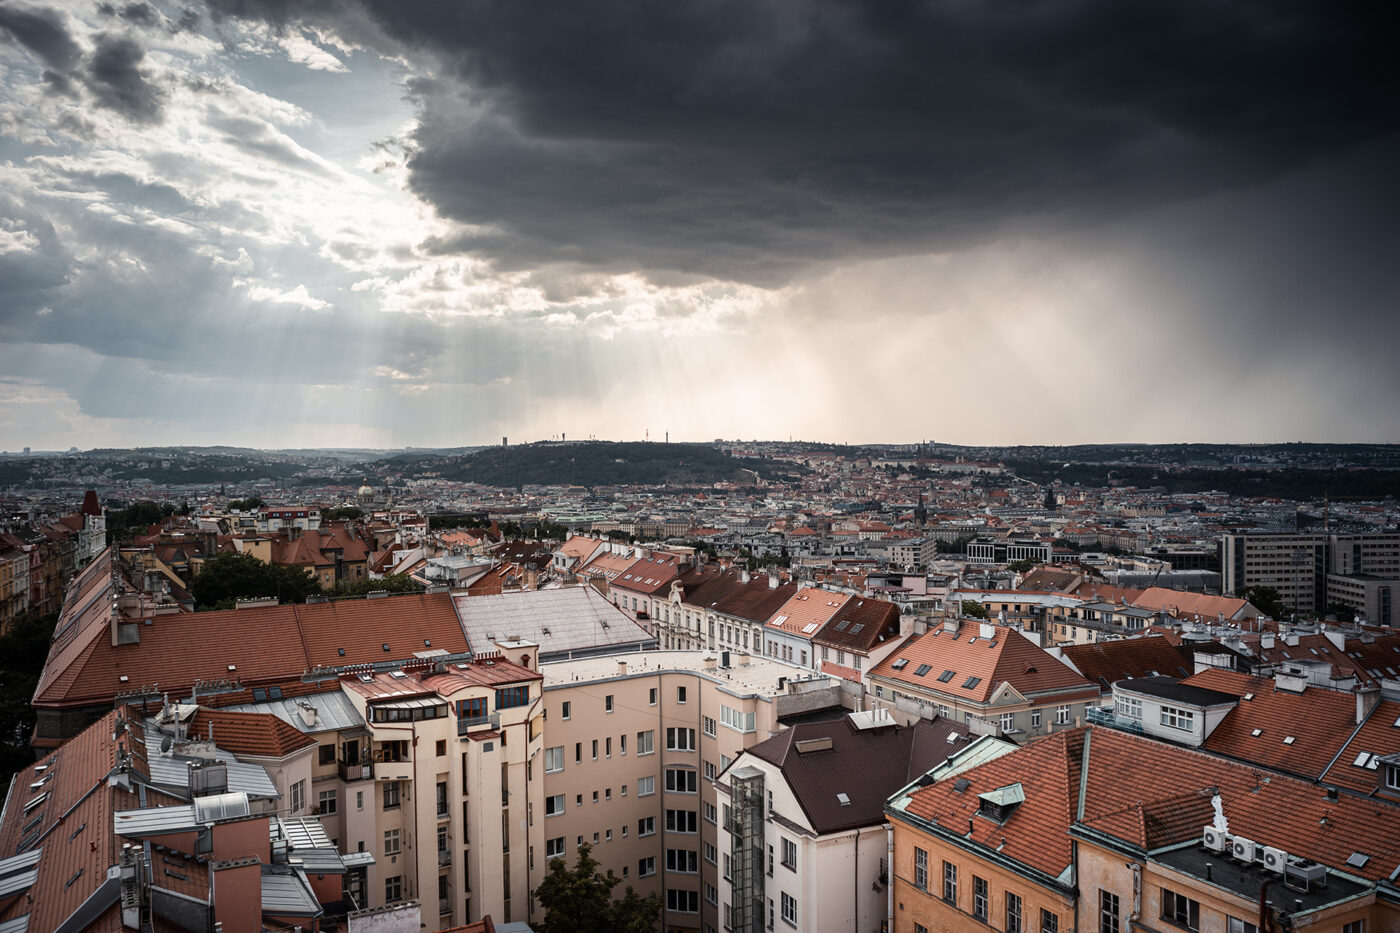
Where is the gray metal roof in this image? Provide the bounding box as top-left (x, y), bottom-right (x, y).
top-left (0, 916), bottom-right (29, 933)
top-left (260, 868), bottom-right (322, 917)
top-left (220, 690), bottom-right (366, 734)
top-left (0, 849), bottom-right (41, 899)
top-left (340, 851), bottom-right (376, 868)
top-left (114, 804), bottom-right (201, 836)
top-left (144, 750), bottom-right (279, 800)
top-left (274, 817), bottom-right (346, 874)
top-left (453, 586), bottom-right (656, 660)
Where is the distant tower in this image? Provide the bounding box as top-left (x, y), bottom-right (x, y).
top-left (502, 436), bottom-right (508, 447)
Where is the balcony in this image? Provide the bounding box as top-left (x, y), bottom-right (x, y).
top-left (439, 849), bottom-right (452, 867)
top-left (1085, 705), bottom-right (1146, 735)
top-left (439, 898), bottom-right (452, 915)
top-left (457, 712), bottom-right (498, 736)
top-left (338, 759), bottom-right (374, 782)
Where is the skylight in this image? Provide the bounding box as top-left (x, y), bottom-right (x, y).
top-left (913, 664), bottom-right (932, 677)
top-left (1283, 736), bottom-right (1295, 745)
top-left (1251, 729), bottom-right (1263, 737)
top-left (937, 670), bottom-right (956, 683)
top-left (962, 676), bottom-right (982, 689)
top-left (1346, 852), bottom-right (1370, 869)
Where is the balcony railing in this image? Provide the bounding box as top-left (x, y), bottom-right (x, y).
top-left (439, 898), bottom-right (451, 915)
top-left (338, 759), bottom-right (374, 782)
top-left (438, 849), bottom-right (452, 867)
top-left (1085, 706), bottom-right (1146, 735)
top-left (457, 712), bottom-right (498, 736)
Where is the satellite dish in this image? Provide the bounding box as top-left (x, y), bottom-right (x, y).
top-left (160, 736), bottom-right (173, 753)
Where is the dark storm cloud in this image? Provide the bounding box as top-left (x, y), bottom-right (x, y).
top-left (202, 0), bottom-right (1399, 284)
top-left (85, 33), bottom-right (165, 123)
top-left (0, 3), bottom-right (82, 71)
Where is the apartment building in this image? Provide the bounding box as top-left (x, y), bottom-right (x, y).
top-left (717, 710), bottom-right (975, 933)
top-left (1220, 531), bottom-right (1400, 614)
top-left (866, 619), bottom-right (1099, 737)
top-left (885, 725), bottom-right (1400, 933)
top-left (764, 587), bottom-right (851, 670)
top-left (537, 650), bottom-right (836, 933)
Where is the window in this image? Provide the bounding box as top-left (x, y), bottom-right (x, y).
top-left (1031, 709), bottom-right (1042, 729)
top-left (665, 809), bottom-right (698, 833)
top-left (384, 829), bottom-right (401, 856)
top-left (1227, 919), bottom-right (1259, 933)
top-left (317, 789), bottom-right (337, 815)
top-left (289, 780), bottom-right (305, 814)
top-left (1115, 696), bottom-right (1143, 719)
top-left (668, 889), bottom-right (699, 913)
top-left (973, 876), bottom-right (988, 921)
top-left (667, 727), bottom-right (696, 751)
top-left (649, 687), bottom-right (657, 705)
top-left (1341, 924), bottom-right (1364, 933)
top-left (704, 802), bottom-right (717, 823)
top-left (1100, 890), bottom-right (1120, 933)
top-left (638, 776), bottom-right (656, 796)
top-left (605, 693), bottom-right (614, 712)
top-left (1056, 705), bottom-right (1071, 725)
top-left (638, 730), bottom-right (655, 755)
top-left (639, 857), bottom-right (656, 877)
top-left (781, 837), bottom-right (797, 870)
top-left (721, 705), bottom-right (756, 732)
top-left (768, 897), bottom-right (775, 929)
top-left (496, 685), bottom-right (530, 709)
top-left (546, 836), bottom-right (565, 859)
top-left (723, 853), bottom-right (732, 880)
top-left (914, 847), bottom-right (928, 889)
top-left (666, 849), bottom-right (698, 872)
top-left (606, 737), bottom-right (612, 757)
top-left (915, 926), bottom-right (930, 933)
top-left (1160, 705), bottom-right (1195, 731)
top-left (678, 686), bottom-right (688, 704)
top-left (705, 842), bottom-right (717, 864)
top-left (545, 794), bottom-right (565, 816)
top-left (1161, 889), bottom-right (1200, 931)
top-left (591, 739), bottom-right (599, 760)
top-left (704, 760), bottom-right (718, 780)
top-left (436, 739), bottom-right (446, 756)
top-left (1041, 909), bottom-right (1059, 933)
top-left (666, 768), bottom-right (698, 793)
top-left (704, 716), bottom-right (717, 736)
top-left (621, 734), bottom-right (627, 755)
top-left (561, 700), bottom-right (571, 720)
top-left (545, 746), bottom-right (564, 773)
top-left (385, 875), bottom-right (402, 902)
top-left (383, 782), bottom-right (400, 809)
top-left (575, 742), bottom-right (582, 763)
top-left (639, 816), bottom-right (656, 836)
top-left (706, 882), bottom-right (718, 905)
top-left (1001, 712), bottom-right (1015, 732)
top-left (768, 844), bottom-right (774, 876)
top-left (781, 892), bottom-right (797, 926)
top-left (942, 861), bottom-right (958, 903)
top-left (319, 744), bottom-right (336, 765)
top-left (1007, 892), bottom-right (1023, 933)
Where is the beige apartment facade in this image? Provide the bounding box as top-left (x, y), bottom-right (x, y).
top-left (538, 650), bottom-right (840, 933)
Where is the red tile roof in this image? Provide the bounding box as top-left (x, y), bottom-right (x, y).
top-left (1322, 698), bottom-right (1400, 795)
top-left (1183, 669), bottom-right (1358, 780)
top-left (1061, 635), bottom-right (1192, 692)
top-left (186, 708), bottom-right (318, 758)
top-left (899, 725), bottom-right (1400, 883)
top-left (813, 596), bottom-right (901, 655)
top-left (35, 583), bottom-right (470, 709)
top-left (871, 624), bottom-right (1095, 705)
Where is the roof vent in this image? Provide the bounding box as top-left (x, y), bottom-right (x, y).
top-left (953, 778), bottom-right (971, 794)
top-left (835, 793), bottom-right (851, 806)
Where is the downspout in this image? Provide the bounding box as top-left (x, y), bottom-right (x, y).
top-left (854, 829), bottom-right (860, 933)
top-left (885, 823), bottom-right (895, 932)
top-left (1128, 862), bottom-right (1141, 924)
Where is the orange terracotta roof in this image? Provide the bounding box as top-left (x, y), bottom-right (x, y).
top-left (1323, 699), bottom-right (1400, 795)
top-left (767, 587), bottom-right (850, 635)
top-left (1184, 669), bottom-right (1357, 780)
top-left (187, 708), bottom-right (318, 758)
top-left (871, 624), bottom-right (1095, 704)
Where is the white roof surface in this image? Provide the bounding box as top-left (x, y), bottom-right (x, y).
top-left (453, 586), bottom-right (656, 659)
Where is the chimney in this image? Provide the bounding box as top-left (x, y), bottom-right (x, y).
top-left (617, 660), bottom-right (629, 677)
top-left (944, 618), bottom-right (961, 635)
top-left (979, 622), bottom-right (996, 640)
top-left (740, 570), bottom-right (751, 584)
top-left (297, 702), bottom-right (318, 728)
top-left (1259, 632), bottom-right (1275, 650)
top-left (768, 572), bottom-right (779, 589)
top-left (1356, 685), bottom-right (1381, 724)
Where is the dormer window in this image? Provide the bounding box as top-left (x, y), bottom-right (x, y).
top-left (976, 783), bottom-right (1024, 823)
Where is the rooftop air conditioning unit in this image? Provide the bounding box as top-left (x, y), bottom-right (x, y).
top-left (1202, 827), bottom-right (1228, 852)
top-left (1262, 846), bottom-right (1288, 873)
top-left (1232, 837), bottom-right (1258, 863)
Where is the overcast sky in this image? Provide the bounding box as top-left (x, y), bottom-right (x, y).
top-left (1, 0), bottom-right (1396, 451)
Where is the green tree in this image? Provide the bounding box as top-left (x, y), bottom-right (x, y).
top-left (0, 611), bottom-right (58, 787)
top-left (960, 599), bottom-right (989, 620)
top-left (320, 506), bottom-right (364, 522)
top-left (1008, 558), bottom-right (1037, 574)
top-left (1239, 585), bottom-right (1287, 620)
top-left (227, 497), bottom-right (265, 511)
top-left (534, 843), bottom-right (660, 933)
top-left (191, 552), bottom-right (322, 610)
top-left (329, 574), bottom-right (424, 598)
top-left (1326, 602), bottom-right (1357, 624)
